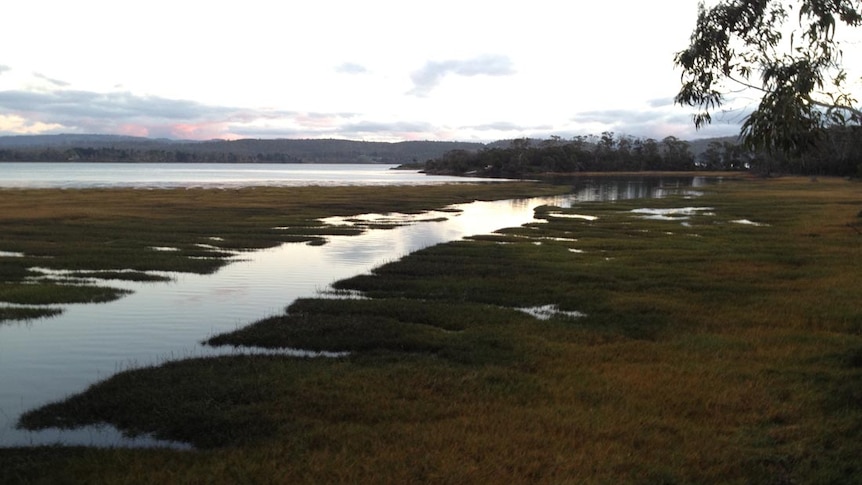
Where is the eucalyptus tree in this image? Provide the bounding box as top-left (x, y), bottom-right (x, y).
top-left (674, 0), bottom-right (862, 155)
top-left (661, 136), bottom-right (696, 170)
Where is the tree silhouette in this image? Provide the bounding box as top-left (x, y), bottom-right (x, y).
top-left (675, 0), bottom-right (862, 155)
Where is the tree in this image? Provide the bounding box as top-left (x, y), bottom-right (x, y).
top-left (661, 136), bottom-right (695, 170)
top-left (634, 138), bottom-right (663, 170)
top-left (701, 141), bottom-right (726, 169)
top-left (674, 0), bottom-right (862, 155)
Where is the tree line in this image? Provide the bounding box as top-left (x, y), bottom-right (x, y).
top-left (420, 128), bottom-right (862, 178)
top-left (423, 134), bottom-right (708, 177)
top-left (3, 128), bottom-right (859, 176)
top-left (758, 126), bottom-right (862, 176)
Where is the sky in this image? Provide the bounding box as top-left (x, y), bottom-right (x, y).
top-left (0, 0), bottom-right (843, 143)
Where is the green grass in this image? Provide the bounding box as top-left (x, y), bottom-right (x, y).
top-left (3, 176), bottom-right (862, 484)
top-left (0, 306), bottom-right (63, 323)
top-left (0, 282), bottom-right (131, 305)
top-left (62, 271), bottom-right (173, 282)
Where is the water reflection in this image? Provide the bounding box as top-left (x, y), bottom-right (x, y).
top-left (0, 196), bottom-right (579, 447)
top-left (564, 176), bottom-right (718, 201)
top-left (0, 162), bottom-right (509, 189)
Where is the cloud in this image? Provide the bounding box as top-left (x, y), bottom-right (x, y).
top-left (648, 97), bottom-right (676, 109)
top-left (408, 54), bottom-right (516, 97)
top-left (33, 73), bottom-right (70, 87)
top-left (0, 65), bottom-right (10, 75)
top-left (468, 121), bottom-right (522, 131)
top-left (231, 117), bottom-right (439, 142)
top-left (0, 85), bottom-right (441, 140)
top-left (0, 114), bottom-right (63, 135)
top-left (572, 109), bottom-right (664, 125)
top-left (570, 107), bottom-right (744, 140)
top-left (335, 62), bottom-right (369, 74)
top-left (0, 89), bottom-right (251, 124)
top-left (0, 83), bottom-right (448, 140)
top-left (464, 121), bottom-right (561, 134)
top-left (0, 69), bottom-right (746, 142)
top-left (0, 87), bottom-right (290, 139)
top-left (343, 120), bottom-right (433, 134)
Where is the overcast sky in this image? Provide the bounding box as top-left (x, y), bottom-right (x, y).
top-left (0, 1), bottom-right (819, 142)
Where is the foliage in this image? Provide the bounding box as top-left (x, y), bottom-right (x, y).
top-left (675, 0), bottom-right (862, 155)
top-left (0, 306), bottom-right (62, 323)
top-left (700, 139), bottom-right (752, 170)
top-left (0, 282), bottom-right (130, 305)
top-left (726, 124), bottom-right (862, 175)
top-left (423, 134), bottom-right (697, 177)
top-left (772, 124), bottom-right (862, 175)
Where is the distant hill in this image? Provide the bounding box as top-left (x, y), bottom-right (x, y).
top-left (0, 134), bottom-right (180, 148)
top-left (0, 133), bottom-right (741, 165)
top-left (0, 134), bottom-right (486, 164)
top-left (182, 138), bottom-right (485, 164)
top-left (686, 135), bottom-right (740, 157)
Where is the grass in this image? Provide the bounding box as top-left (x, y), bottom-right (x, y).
top-left (0, 183), bottom-right (564, 322)
top-left (0, 282), bottom-right (131, 305)
top-left (3, 175), bottom-right (862, 484)
top-left (0, 306), bottom-right (63, 323)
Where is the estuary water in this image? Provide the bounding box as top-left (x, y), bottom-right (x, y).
top-left (0, 164), bottom-right (711, 447)
top-left (0, 162), bottom-right (497, 188)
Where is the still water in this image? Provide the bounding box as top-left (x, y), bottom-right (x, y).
top-left (0, 162), bottom-right (499, 188)
top-left (0, 165), bottom-right (711, 447)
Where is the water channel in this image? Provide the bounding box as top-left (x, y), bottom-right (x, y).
top-left (0, 168), bottom-right (713, 447)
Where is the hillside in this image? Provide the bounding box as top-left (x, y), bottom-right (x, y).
top-left (0, 135), bottom-right (485, 164)
top-left (0, 134), bottom-right (749, 167)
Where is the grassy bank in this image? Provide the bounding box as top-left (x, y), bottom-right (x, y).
top-left (2, 176), bottom-right (861, 484)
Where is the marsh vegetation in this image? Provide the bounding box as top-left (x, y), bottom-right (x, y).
top-left (2, 176), bottom-right (861, 484)
top-left (0, 183), bottom-right (564, 323)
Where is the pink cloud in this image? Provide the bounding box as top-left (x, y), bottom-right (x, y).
top-left (155, 122), bottom-right (239, 140)
top-left (294, 113), bottom-right (348, 130)
top-left (116, 124), bottom-right (150, 137)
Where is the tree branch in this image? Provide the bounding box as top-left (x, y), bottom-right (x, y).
top-left (804, 95), bottom-right (862, 120)
top-left (726, 74), bottom-right (862, 122)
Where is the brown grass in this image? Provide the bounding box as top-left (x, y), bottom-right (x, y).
top-left (2, 176), bottom-right (861, 484)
